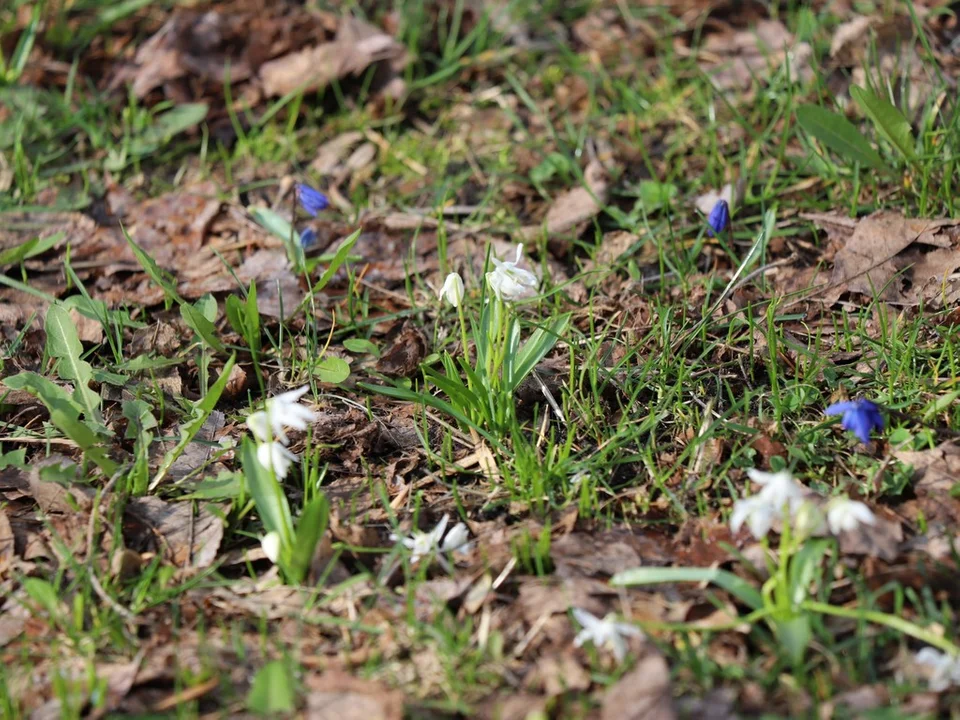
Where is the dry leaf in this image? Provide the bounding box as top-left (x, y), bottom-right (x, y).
top-left (519, 159), bottom-right (610, 242)
top-left (829, 16), bottom-right (876, 66)
top-left (0, 507), bottom-right (13, 575)
top-left (701, 20), bottom-right (813, 93)
top-left (304, 672), bottom-right (404, 720)
top-left (125, 496), bottom-right (224, 569)
top-left (376, 323), bottom-right (428, 377)
top-left (838, 514), bottom-right (902, 561)
top-left (601, 651), bottom-right (676, 720)
top-left (894, 441), bottom-right (960, 495)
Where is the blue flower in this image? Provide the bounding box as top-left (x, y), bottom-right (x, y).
top-left (824, 399), bottom-right (884, 444)
top-left (296, 183), bottom-right (329, 217)
top-left (299, 227), bottom-right (318, 248)
top-left (706, 199), bottom-right (730, 236)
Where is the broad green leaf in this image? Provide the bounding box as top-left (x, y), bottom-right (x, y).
top-left (796, 104), bottom-right (891, 173)
top-left (637, 181), bottom-right (678, 212)
top-left (310, 228), bottom-right (362, 294)
top-left (789, 538), bottom-right (829, 606)
top-left (0, 449), bottom-right (26, 469)
top-left (313, 356), bottom-right (350, 384)
top-left (150, 354), bottom-right (236, 491)
top-left (924, 390), bottom-right (960, 421)
top-left (611, 566), bottom-right (763, 610)
top-left (250, 207), bottom-right (295, 243)
top-left (240, 437), bottom-right (294, 544)
top-left (180, 471), bottom-right (244, 501)
top-left (180, 301), bottom-right (225, 352)
top-left (195, 293), bottom-right (218, 323)
top-left (122, 398), bottom-right (158, 440)
top-left (3, 372), bottom-right (117, 474)
top-left (0, 231), bottom-right (63, 269)
top-left (225, 294), bottom-right (247, 339)
top-left (289, 494), bottom-right (330, 583)
top-left (130, 103), bottom-right (209, 155)
top-left (509, 314), bottom-right (570, 393)
top-left (343, 338), bottom-right (379, 355)
top-left (247, 661), bottom-right (296, 715)
top-left (118, 355), bottom-right (181, 372)
top-left (850, 86), bottom-right (916, 161)
top-left (122, 225), bottom-right (183, 306)
top-left (5, 5), bottom-right (39, 82)
top-left (45, 305), bottom-right (102, 423)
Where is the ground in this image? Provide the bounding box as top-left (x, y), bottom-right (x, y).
top-left (2, 0), bottom-right (960, 717)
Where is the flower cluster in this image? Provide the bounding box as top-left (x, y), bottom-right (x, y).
top-left (731, 468), bottom-right (875, 540)
top-left (391, 514), bottom-right (471, 565)
top-left (246, 385), bottom-right (316, 480)
top-left (438, 244), bottom-right (540, 307)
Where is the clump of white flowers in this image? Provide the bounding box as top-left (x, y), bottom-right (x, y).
top-left (486, 244), bottom-right (539, 302)
top-left (246, 385), bottom-right (316, 480)
top-left (571, 608), bottom-right (644, 662)
top-left (391, 514), bottom-right (471, 566)
top-left (731, 469), bottom-right (875, 540)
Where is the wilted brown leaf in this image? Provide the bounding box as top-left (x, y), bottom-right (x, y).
top-left (0, 507), bottom-right (14, 575)
top-left (601, 651), bottom-right (676, 720)
top-left (304, 672), bottom-right (404, 720)
top-left (376, 323), bottom-right (428, 377)
top-left (701, 20), bottom-right (813, 93)
top-left (125, 496), bottom-right (224, 569)
top-left (894, 441), bottom-right (960, 496)
top-left (838, 513), bottom-right (902, 562)
top-left (519, 159), bottom-right (611, 245)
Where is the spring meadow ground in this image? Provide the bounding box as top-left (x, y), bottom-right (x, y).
top-left (3, 0), bottom-right (960, 717)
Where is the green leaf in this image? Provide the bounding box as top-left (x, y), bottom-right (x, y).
top-left (5, 6), bottom-right (40, 82)
top-left (130, 103), bottom-right (209, 155)
top-left (508, 314), bottom-right (570, 393)
top-left (247, 660), bottom-right (296, 715)
top-left (45, 304), bottom-right (102, 424)
top-left (850, 86), bottom-right (916, 161)
top-left (796, 104), bottom-right (891, 173)
top-left (289, 494), bottom-right (330, 583)
top-left (122, 224), bottom-right (183, 306)
top-left (0, 231), bottom-right (63, 269)
top-left (0, 449), bottom-right (26, 469)
top-left (250, 207), bottom-right (295, 243)
top-left (343, 338), bottom-right (379, 355)
top-left (313, 356), bottom-right (350, 384)
top-left (610, 566), bottom-right (763, 610)
top-left (22, 578), bottom-right (61, 619)
top-left (180, 301), bottom-right (225, 352)
top-left (118, 355), bottom-right (181, 372)
top-left (180, 471), bottom-right (245, 501)
top-left (637, 181), bottom-right (678, 212)
top-left (240, 437), bottom-right (294, 544)
top-left (150, 354), bottom-right (236, 491)
top-left (310, 228), bottom-right (362, 294)
top-left (245, 282), bottom-right (261, 353)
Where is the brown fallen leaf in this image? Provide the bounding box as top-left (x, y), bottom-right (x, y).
top-left (518, 159), bottom-right (611, 244)
top-left (701, 20), bottom-right (813, 94)
top-left (829, 16), bottom-right (876, 66)
top-left (838, 513), bottom-right (903, 562)
top-left (260, 17), bottom-right (407, 98)
top-left (304, 671), bottom-right (404, 720)
top-left (600, 650), bottom-right (676, 720)
top-left (125, 496), bottom-right (224, 569)
top-left (0, 506), bottom-right (14, 575)
top-left (376, 323), bottom-right (428, 377)
top-left (894, 441), bottom-right (960, 496)
top-left (817, 212), bottom-right (960, 306)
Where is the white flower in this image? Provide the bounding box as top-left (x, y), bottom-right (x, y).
top-left (826, 496), bottom-right (876, 535)
top-left (257, 441), bottom-right (298, 479)
top-left (485, 244), bottom-right (538, 302)
top-left (261, 531), bottom-right (282, 564)
top-left (391, 514), bottom-right (470, 563)
top-left (571, 608), bottom-right (643, 662)
top-left (916, 647), bottom-right (960, 691)
top-left (730, 494), bottom-right (779, 539)
top-left (439, 272), bottom-right (465, 307)
top-left (246, 386), bottom-right (316, 444)
top-left (746, 468), bottom-right (806, 513)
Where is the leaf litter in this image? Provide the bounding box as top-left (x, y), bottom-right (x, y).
top-left (4, 0), bottom-right (960, 715)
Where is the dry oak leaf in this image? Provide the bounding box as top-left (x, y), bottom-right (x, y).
top-left (821, 212), bottom-right (960, 306)
top-left (894, 441), bottom-right (960, 496)
top-left (601, 650), bottom-right (676, 720)
top-left (518, 159), bottom-right (611, 241)
top-left (125, 496), bottom-right (224, 569)
top-left (260, 17), bottom-right (407, 97)
top-left (304, 671), bottom-right (403, 720)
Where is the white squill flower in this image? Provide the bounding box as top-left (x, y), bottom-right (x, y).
top-left (915, 647), bottom-right (960, 691)
top-left (826, 496), bottom-right (876, 535)
top-left (730, 494), bottom-right (779, 540)
top-left (246, 386), bottom-right (316, 444)
top-left (257, 441), bottom-right (298, 479)
top-left (439, 272), bottom-right (465, 307)
top-left (260, 531), bottom-right (282, 564)
top-left (746, 468), bottom-right (807, 513)
top-left (391, 514), bottom-right (470, 563)
top-left (486, 244), bottom-right (538, 302)
top-left (730, 469), bottom-right (809, 539)
top-left (571, 608), bottom-right (644, 662)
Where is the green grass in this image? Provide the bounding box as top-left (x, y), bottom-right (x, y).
top-left (2, 0), bottom-right (960, 716)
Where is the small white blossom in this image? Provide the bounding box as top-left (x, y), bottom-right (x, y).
top-left (571, 608), bottom-right (643, 662)
top-left (916, 647), bottom-right (960, 691)
top-left (261, 531), bottom-right (282, 564)
top-left (439, 272), bottom-right (465, 307)
top-left (247, 386), bottom-right (316, 444)
top-left (746, 469), bottom-right (806, 513)
top-left (257, 441), bottom-right (298, 479)
top-left (826, 496), bottom-right (876, 535)
top-left (391, 514), bottom-right (470, 563)
top-left (486, 244), bottom-right (538, 302)
top-left (730, 494), bottom-right (779, 539)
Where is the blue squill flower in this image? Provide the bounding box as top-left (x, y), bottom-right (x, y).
top-left (824, 399), bottom-right (884, 444)
top-left (296, 183), bottom-right (329, 217)
top-left (706, 199), bottom-right (730, 236)
top-left (299, 228), bottom-right (318, 248)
